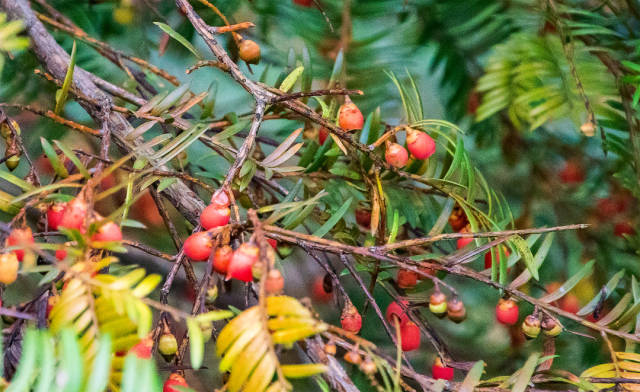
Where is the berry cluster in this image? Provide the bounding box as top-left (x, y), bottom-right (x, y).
top-left (385, 128), bottom-right (436, 169)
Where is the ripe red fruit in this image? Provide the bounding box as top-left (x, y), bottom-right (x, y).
top-left (7, 227), bottom-right (34, 261)
top-left (55, 248), bottom-right (67, 261)
top-left (129, 336), bottom-right (153, 359)
top-left (448, 205), bottom-right (468, 232)
top-left (456, 236), bottom-right (473, 249)
top-left (484, 247), bottom-right (511, 269)
top-left (228, 243), bottom-right (259, 282)
top-left (211, 189), bottom-right (230, 208)
top-left (559, 161), bottom-right (585, 185)
top-left (318, 127), bottom-right (329, 145)
top-left (200, 204), bottom-right (231, 230)
top-left (47, 203), bottom-right (66, 231)
top-left (91, 221), bottom-right (123, 242)
top-left (265, 269), bottom-right (285, 294)
top-left (400, 321), bottom-right (420, 351)
top-left (496, 298), bottom-right (519, 325)
top-left (184, 232), bottom-right (213, 261)
top-left (312, 275), bottom-right (333, 303)
top-left (293, 0), bottom-right (313, 6)
top-left (213, 245), bottom-right (233, 274)
top-left (406, 129), bottom-right (436, 160)
top-left (163, 373), bottom-right (188, 392)
top-left (560, 293), bottom-right (580, 314)
top-left (397, 269), bottom-right (418, 289)
top-left (355, 207), bottom-right (371, 229)
top-left (267, 238), bottom-right (277, 249)
top-left (386, 300), bottom-right (409, 325)
top-left (432, 358), bottom-right (454, 380)
top-left (340, 303), bottom-right (362, 334)
top-left (614, 221), bottom-right (635, 238)
top-left (59, 198), bottom-right (88, 231)
top-left (385, 143), bottom-right (409, 168)
top-left (338, 102), bottom-right (364, 131)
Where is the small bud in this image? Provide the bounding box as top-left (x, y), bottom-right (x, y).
top-left (360, 357), bottom-right (377, 375)
top-left (580, 121), bottom-right (596, 137)
top-left (159, 332), bottom-right (178, 361)
top-left (205, 286), bottom-right (218, 305)
top-left (238, 39), bottom-right (261, 64)
top-left (522, 314), bottom-right (541, 339)
top-left (429, 291), bottom-right (447, 317)
top-left (265, 269), bottom-right (285, 295)
top-left (344, 350), bottom-right (362, 365)
top-left (324, 341), bottom-right (337, 356)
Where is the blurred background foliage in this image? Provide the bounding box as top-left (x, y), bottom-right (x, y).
top-left (2, 0), bottom-right (640, 389)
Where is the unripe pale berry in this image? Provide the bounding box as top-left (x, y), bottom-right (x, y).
top-left (496, 298), bottom-right (519, 325)
top-left (213, 245), bottom-right (233, 274)
top-left (397, 269), bottom-right (418, 289)
top-left (385, 143), bottom-right (409, 168)
top-left (340, 303), bottom-right (362, 334)
top-left (344, 350), bottom-right (362, 365)
top-left (130, 336), bottom-right (153, 359)
top-left (184, 232), bottom-right (213, 261)
top-left (0, 253), bottom-right (19, 285)
top-left (163, 373), bottom-right (188, 392)
top-left (210, 189), bottom-right (231, 208)
top-left (318, 127), bottom-right (329, 145)
top-left (338, 102), bottom-right (364, 131)
top-left (265, 269), bottom-right (285, 295)
top-left (484, 246), bottom-right (510, 269)
top-left (406, 129), bottom-right (436, 160)
top-left (429, 291), bottom-right (447, 317)
top-left (7, 227), bottom-right (34, 261)
top-left (200, 204), bottom-right (231, 230)
top-left (446, 298), bottom-right (466, 323)
top-left (159, 332), bottom-right (178, 360)
top-left (228, 243), bottom-right (259, 282)
top-left (59, 198), bottom-right (88, 231)
top-left (355, 207), bottom-right (371, 229)
top-left (324, 341), bottom-right (337, 355)
top-left (432, 358), bottom-right (454, 380)
top-left (91, 221), bottom-right (123, 242)
top-left (47, 203), bottom-right (66, 230)
top-left (541, 317), bottom-right (562, 337)
top-left (360, 357), bottom-right (377, 375)
top-left (400, 321), bottom-right (421, 351)
top-left (238, 39), bottom-right (260, 64)
top-left (312, 274), bottom-right (333, 303)
top-left (522, 314), bottom-right (541, 339)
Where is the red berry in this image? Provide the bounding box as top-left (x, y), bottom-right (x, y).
top-left (400, 321), bottom-right (420, 351)
top-left (397, 269), bottom-right (418, 289)
top-left (293, 0), bottom-right (313, 6)
top-left (129, 336), bottom-right (153, 359)
top-left (184, 232), bottom-right (212, 261)
top-left (559, 161), bottom-right (584, 185)
top-left (210, 189), bottom-right (231, 208)
top-left (484, 246), bottom-right (510, 269)
top-left (432, 358), bottom-right (454, 380)
top-left (312, 275), bottom-right (333, 303)
top-left (55, 248), bottom-right (67, 261)
top-left (406, 129), bottom-right (436, 160)
top-left (385, 143), bottom-right (409, 168)
top-left (7, 228), bottom-right (34, 261)
top-left (448, 205), bottom-right (468, 232)
top-left (338, 102), bottom-right (364, 131)
top-left (318, 127), bottom-right (329, 145)
top-left (386, 300), bottom-right (409, 325)
top-left (213, 245), bottom-right (233, 274)
top-left (267, 238), bottom-right (277, 249)
top-left (228, 243), bottom-right (259, 282)
top-left (614, 221), bottom-right (635, 237)
top-left (200, 205), bottom-right (231, 230)
top-left (163, 373), bottom-right (188, 392)
top-left (265, 269), bottom-right (285, 294)
top-left (91, 221), bottom-right (123, 242)
top-left (456, 237), bottom-right (473, 249)
top-left (59, 198), bottom-right (88, 231)
top-left (560, 293), bottom-right (580, 314)
top-left (355, 207), bottom-right (371, 229)
top-left (47, 203), bottom-right (66, 231)
top-left (340, 303), bottom-right (362, 334)
top-left (496, 298), bottom-right (519, 325)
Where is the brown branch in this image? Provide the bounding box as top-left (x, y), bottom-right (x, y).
top-left (269, 88), bottom-right (363, 103)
